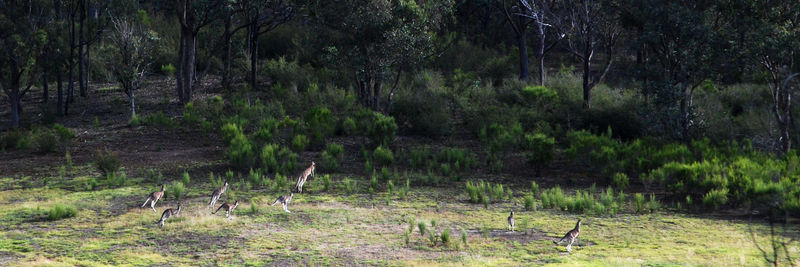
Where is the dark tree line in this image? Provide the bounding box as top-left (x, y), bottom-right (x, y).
top-left (1, 0), bottom-right (799, 152)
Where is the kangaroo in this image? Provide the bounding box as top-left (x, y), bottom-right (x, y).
top-left (157, 204), bottom-right (182, 228)
top-left (271, 192), bottom-right (293, 213)
top-left (508, 211), bottom-right (515, 232)
top-left (208, 181), bottom-right (228, 208)
top-left (295, 162), bottom-right (315, 193)
top-left (554, 219), bottom-right (582, 252)
top-left (141, 184), bottom-right (166, 212)
top-left (213, 200), bottom-right (240, 219)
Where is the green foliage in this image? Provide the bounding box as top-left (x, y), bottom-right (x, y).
top-left (523, 133), bottom-right (555, 176)
top-left (160, 63), bottom-right (176, 76)
top-left (417, 222), bottom-right (427, 236)
top-left (291, 134), bottom-right (309, 152)
top-left (441, 228), bottom-right (451, 247)
top-left (226, 130), bottom-right (255, 170)
top-left (366, 112), bottom-right (398, 147)
top-left (248, 198), bottom-right (260, 215)
top-left (703, 188), bottom-right (728, 210)
top-left (531, 181), bottom-right (540, 196)
top-left (612, 173), bottom-right (630, 189)
top-left (181, 171), bottom-right (191, 186)
top-left (342, 117), bottom-right (358, 136)
top-left (273, 173), bottom-right (288, 192)
top-left (480, 123), bottom-right (522, 172)
top-left (461, 229), bottom-right (468, 247)
top-left (209, 172), bottom-right (223, 188)
top-left (465, 180), bottom-right (510, 205)
top-left (304, 106), bottom-right (335, 146)
top-left (34, 129), bottom-right (58, 154)
top-left (321, 174), bottom-right (333, 192)
top-left (647, 193), bottom-right (660, 213)
top-left (373, 146), bottom-right (394, 166)
top-left (170, 181), bottom-right (186, 200)
top-left (93, 149), bottom-right (120, 176)
top-left (634, 193), bottom-right (646, 214)
top-left (321, 143), bottom-right (344, 171)
top-left (343, 178), bottom-right (358, 195)
top-left (524, 194), bottom-right (536, 211)
top-left (47, 204), bottom-right (77, 221)
top-left (142, 112), bottom-right (176, 129)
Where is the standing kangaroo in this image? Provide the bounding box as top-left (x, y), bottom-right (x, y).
top-left (141, 184), bottom-right (166, 212)
top-left (213, 200), bottom-right (240, 219)
top-left (295, 162), bottom-right (315, 193)
top-left (208, 181), bottom-right (228, 208)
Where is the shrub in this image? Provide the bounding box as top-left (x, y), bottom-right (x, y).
top-left (541, 186), bottom-right (568, 210)
top-left (523, 133), bottom-right (555, 176)
top-left (273, 173), bottom-right (288, 192)
top-left (521, 85), bottom-right (559, 104)
top-left (461, 229), bottom-right (468, 247)
top-left (34, 129), bottom-right (59, 154)
top-left (182, 171), bottom-right (191, 186)
top-left (441, 228), bottom-right (451, 246)
top-left (93, 148), bottom-right (120, 176)
top-left (226, 133), bottom-right (255, 170)
top-left (249, 197), bottom-right (260, 215)
top-left (170, 181), bottom-right (186, 200)
top-left (47, 204), bottom-right (77, 221)
top-left (362, 111), bottom-right (398, 147)
top-left (531, 181), bottom-right (540, 196)
top-left (52, 124), bottom-right (75, 147)
top-left (291, 134), bottom-right (309, 152)
top-left (647, 193), bottom-right (660, 212)
top-left (391, 85), bottom-right (452, 138)
top-left (143, 111), bottom-right (176, 129)
top-left (321, 143), bottom-right (344, 171)
top-left (252, 118), bottom-right (278, 145)
top-left (417, 222), bottom-right (427, 236)
top-left (634, 193), bottom-right (646, 214)
top-left (221, 123), bottom-right (243, 144)
top-left (612, 173), bottom-right (630, 189)
top-left (209, 172), bottom-right (223, 188)
top-left (344, 178), bottom-right (358, 194)
top-left (304, 106), bottom-right (335, 146)
top-left (465, 180), bottom-right (510, 204)
top-left (703, 188), bottom-right (728, 210)
top-left (129, 114), bottom-right (142, 127)
top-left (373, 146), bottom-right (394, 166)
top-left (524, 194), bottom-right (536, 210)
top-left (322, 174), bottom-right (333, 192)
top-left (342, 117), bottom-right (358, 136)
top-left (260, 144), bottom-right (280, 173)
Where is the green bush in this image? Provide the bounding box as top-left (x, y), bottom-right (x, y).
top-left (541, 186), bottom-right (568, 210)
top-left (521, 85), bottom-right (559, 104)
top-left (342, 117), bottom-right (358, 136)
top-left (143, 111), bottom-right (176, 129)
top-left (321, 143), bottom-right (344, 171)
top-left (703, 188), bottom-right (728, 210)
top-left (52, 124), bottom-right (75, 147)
top-left (417, 222), bottom-right (427, 236)
top-left (260, 144), bottom-right (280, 173)
top-left (322, 174), bottom-right (333, 192)
top-left (252, 118), bottom-right (278, 146)
top-left (531, 181), bottom-right (540, 196)
top-left (34, 129), bottom-right (59, 154)
top-left (634, 193), bottom-right (646, 214)
top-left (291, 134), bottom-right (309, 152)
top-left (373, 146), bottom-right (394, 166)
top-left (304, 106), bottom-right (335, 146)
top-left (358, 110), bottom-right (398, 147)
top-left (441, 228), bottom-right (451, 246)
top-left (523, 133), bottom-right (555, 176)
top-left (391, 83), bottom-right (452, 138)
top-left (273, 173), bottom-right (288, 192)
top-left (344, 178), bottom-right (358, 195)
top-left (465, 180), bottom-right (510, 204)
top-left (47, 204), bottom-right (77, 221)
top-left (226, 133), bottom-right (255, 170)
top-left (647, 193), bottom-right (660, 212)
top-left (93, 148), bottom-right (120, 176)
top-left (170, 181), bottom-right (186, 200)
top-left (524, 194), bottom-right (536, 210)
top-left (612, 173), bottom-right (630, 189)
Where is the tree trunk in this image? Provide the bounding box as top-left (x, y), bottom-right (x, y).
top-left (57, 69), bottom-right (64, 116)
top-left (176, 27), bottom-right (197, 104)
top-left (518, 30), bottom-right (529, 82)
top-left (537, 30), bottom-right (546, 86)
top-left (222, 14), bottom-right (232, 91)
top-left (249, 23), bottom-right (259, 90)
top-left (78, 0), bottom-right (87, 97)
top-left (84, 40), bottom-right (91, 93)
top-left (42, 73), bottom-right (49, 103)
top-left (128, 90), bottom-right (136, 118)
top-left (10, 93), bottom-right (20, 128)
top-left (582, 52), bottom-right (592, 109)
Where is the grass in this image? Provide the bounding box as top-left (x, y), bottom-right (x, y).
top-left (0, 170), bottom-right (795, 266)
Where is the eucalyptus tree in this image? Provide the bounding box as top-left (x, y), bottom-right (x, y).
top-left (513, 0), bottom-right (564, 85)
top-left (0, 0), bottom-right (50, 127)
top-left (107, 11), bottom-right (158, 119)
top-left (175, 0), bottom-right (223, 104)
top-left (310, 0), bottom-right (454, 111)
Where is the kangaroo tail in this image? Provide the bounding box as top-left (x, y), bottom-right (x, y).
top-left (213, 205), bottom-right (223, 214)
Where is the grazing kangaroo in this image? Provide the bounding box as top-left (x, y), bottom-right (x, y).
top-left (213, 200), bottom-right (240, 219)
top-left (554, 219), bottom-right (582, 252)
top-left (508, 211), bottom-right (515, 232)
top-left (271, 192), bottom-right (293, 213)
top-left (141, 184), bottom-right (166, 212)
top-left (208, 181), bottom-right (229, 208)
top-left (157, 204), bottom-right (182, 228)
top-left (295, 162), bottom-right (315, 193)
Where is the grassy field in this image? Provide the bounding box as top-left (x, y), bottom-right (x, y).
top-left (0, 167), bottom-right (788, 266)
